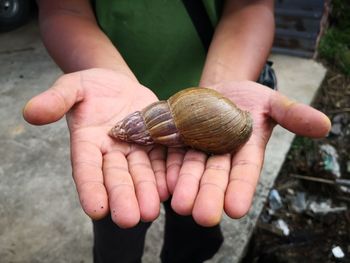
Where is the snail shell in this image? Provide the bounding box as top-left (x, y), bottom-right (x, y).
top-left (109, 87), bottom-right (253, 154)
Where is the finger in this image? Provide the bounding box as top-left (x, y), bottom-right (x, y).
top-left (23, 72), bottom-right (83, 125)
top-left (192, 154), bottom-right (230, 227)
top-left (269, 92), bottom-right (331, 137)
top-left (71, 138), bottom-right (109, 220)
top-left (224, 138), bottom-right (265, 219)
top-left (128, 146), bottom-right (160, 222)
top-left (149, 146), bottom-right (169, 202)
top-left (103, 147), bottom-right (140, 228)
top-left (166, 147), bottom-right (186, 193)
top-left (171, 150), bottom-right (207, 215)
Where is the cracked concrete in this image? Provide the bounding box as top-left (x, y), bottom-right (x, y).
top-left (0, 21), bottom-right (326, 263)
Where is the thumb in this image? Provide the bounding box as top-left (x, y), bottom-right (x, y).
top-left (23, 73), bottom-right (83, 125)
top-left (269, 92), bottom-right (331, 138)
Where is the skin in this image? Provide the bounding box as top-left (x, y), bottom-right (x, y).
top-left (23, 0), bottom-right (331, 228)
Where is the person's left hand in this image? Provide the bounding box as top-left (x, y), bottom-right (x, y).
top-left (166, 81), bottom-right (331, 226)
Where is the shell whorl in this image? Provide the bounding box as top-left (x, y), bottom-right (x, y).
top-left (109, 101), bottom-right (184, 147)
top-left (141, 101), bottom-right (184, 147)
top-left (109, 111), bottom-right (154, 145)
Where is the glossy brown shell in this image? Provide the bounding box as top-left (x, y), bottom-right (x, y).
top-left (109, 87), bottom-right (253, 154)
top-left (168, 88), bottom-right (252, 153)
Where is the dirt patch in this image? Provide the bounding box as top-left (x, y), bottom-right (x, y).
top-left (243, 69), bottom-right (350, 263)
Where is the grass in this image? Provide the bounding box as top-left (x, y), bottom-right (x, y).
top-left (318, 0), bottom-right (350, 75)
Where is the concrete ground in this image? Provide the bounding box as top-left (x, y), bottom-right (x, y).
top-left (0, 21), bottom-right (326, 263)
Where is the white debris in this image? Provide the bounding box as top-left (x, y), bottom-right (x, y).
top-left (308, 200), bottom-right (347, 214)
top-left (273, 219), bottom-right (290, 236)
top-left (332, 246), bottom-right (345, 258)
top-left (269, 189), bottom-right (283, 211)
top-left (290, 191), bottom-right (307, 213)
top-left (287, 188), bottom-right (295, 195)
top-left (320, 144), bottom-right (341, 178)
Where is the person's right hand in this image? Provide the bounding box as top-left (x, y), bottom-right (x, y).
top-left (23, 68), bottom-right (169, 228)
top-left (165, 81), bottom-right (331, 226)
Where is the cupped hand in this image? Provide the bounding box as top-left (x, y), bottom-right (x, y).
top-left (23, 68), bottom-right (169, 228)
top-left (166, 81), bottom-right (331, 226)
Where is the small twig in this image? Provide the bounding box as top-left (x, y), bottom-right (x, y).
top-left (336, 196), bottom-right (350, 203)
top-left (328, 108), bottom-right (350, 114)
top-left (276, 180), bottom-right (299, 191)
top-left (291, 174), bottom-right (335, 185)
top-left (291, 174), bottom-right (350, 187)
top-left (327, 74), bottom-right (343, 84)
top-left (0, 47), bottom-right (35, 55)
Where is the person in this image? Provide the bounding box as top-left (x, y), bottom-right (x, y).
top-left (23, 0), bottom-right (331, 262)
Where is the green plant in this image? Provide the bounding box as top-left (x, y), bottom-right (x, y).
top-left (318, 0), bottom-right (350, 75)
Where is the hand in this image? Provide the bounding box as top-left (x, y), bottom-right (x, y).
top-left (166, 81), bottom-right (331, 226)
top-left (23, 68), bottom-right (169, 228)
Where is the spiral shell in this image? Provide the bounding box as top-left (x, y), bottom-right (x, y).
top-left (109, 87), bottom-right (253, 154)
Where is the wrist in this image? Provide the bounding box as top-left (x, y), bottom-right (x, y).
top-left (199, 62), bottom-right (257, 88)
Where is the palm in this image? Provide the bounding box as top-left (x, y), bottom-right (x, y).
top-left (24, 69), bottom-right (168, 228)
top-left (66, 70), bottom-right (156, 130)
top-left (168, 81), bottom-right (331, 226)
top-left (218, 81), bottom-right (275, 145)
